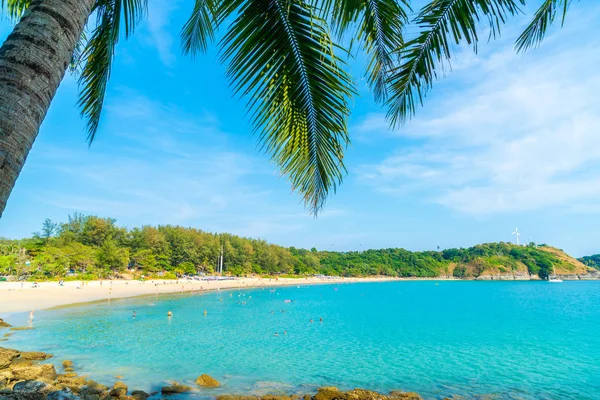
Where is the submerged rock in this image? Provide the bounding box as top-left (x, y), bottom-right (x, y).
top-left (12, 380), bottom-right (54, 394)
top-left (62, 361), bottom-right (74, 369)
top-left (161, 383), bottom-right (193, 394)
top-left (0, 319), bottom-right (12, 328)
top-left (108, 381), bottom-right (128, 397)
top-left (47, 389), bottom-right (81, 400)
top-left (79, 380), bottom-right (109, 399)
top-left (216, 396), bottom-right (259, 400)
top-left (9, 327), bottom-right (34, 331)
top-left (389, 391), bottom-right (423, 400)
top-left (130, 389), bottom-right (150, 400)
top-left (195, 374), bottom-right (220, 388)
top-left (20, 351), bottom-right (52, 361)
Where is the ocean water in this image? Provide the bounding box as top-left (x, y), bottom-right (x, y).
top-left (5, 281), bottom-right (600, 399)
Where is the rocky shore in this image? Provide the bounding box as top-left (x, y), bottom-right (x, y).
top-left (0, 347), bottom-right (423, 400)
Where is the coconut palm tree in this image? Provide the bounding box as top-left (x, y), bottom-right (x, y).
top-left (0, 0), bottom-right (574, 219)
top-left (0, 0), bottom-right (146, 216)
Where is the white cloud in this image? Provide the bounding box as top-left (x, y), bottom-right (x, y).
top-left (357, 20), bottom-right (600, 216)
top-left (145, 0), bottom-right (178, 67)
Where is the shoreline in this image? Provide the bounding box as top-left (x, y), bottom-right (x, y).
top-left (0, 346), bottom-right (424, 399)
top-left (0, 276), bottom-right (403, 316)
top-left (2, 274), bottom-right (599, 316)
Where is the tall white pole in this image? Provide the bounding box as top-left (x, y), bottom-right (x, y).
top-left (220, 245), bottom-right (224, 274)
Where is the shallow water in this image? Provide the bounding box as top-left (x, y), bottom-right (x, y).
top-left (5, 281), bottom-right (600, 399)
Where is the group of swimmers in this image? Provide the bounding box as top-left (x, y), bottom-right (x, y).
top-left (131, 309), bottom-right (207, 318)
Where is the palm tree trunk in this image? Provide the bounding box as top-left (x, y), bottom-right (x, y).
top-left (0, 0), bottom-right (95, 217)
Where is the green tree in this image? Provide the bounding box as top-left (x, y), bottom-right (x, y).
top-left (96, 239), bottom-right (129, 272)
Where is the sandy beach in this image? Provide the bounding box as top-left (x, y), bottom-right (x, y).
top-left (0, 276), bottom-right (396, 315)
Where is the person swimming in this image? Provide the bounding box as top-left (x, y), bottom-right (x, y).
top-left (310, 319), bottom-right (313, 323)
top-left (133, 311), bottom-right (137, 318)
top-left (319, 317), bottom-right (323, 322)
top-left (167, 310), bottom-right (173, 317)
top-left (274, 332), bottom-right (279, 336)
top-left (203, 309), bottom-right (207, 316)
top-left (28, 310), bottom-right (34, 323)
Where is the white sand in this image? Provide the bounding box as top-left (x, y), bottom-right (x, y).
top-left (0, 276), bottom-right (396, 315)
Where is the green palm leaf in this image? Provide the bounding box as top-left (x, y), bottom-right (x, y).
top-left (325, 0), bottom-right (411, 102)
top-left (0, 0), bottom-right (29, 20)
top-left (78, 0), bottom-right (147, 144)
top-left (386, 0), bottom-right (524, 126)
top-left (220, 0), bottom-right (355, 214)
top-left (181, 0), bottom-right (218, 56)
top-left (515, 0), bottom-right (570, 52)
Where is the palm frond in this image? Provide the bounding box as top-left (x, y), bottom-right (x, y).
top-left (181, 0), bottom-right (218, 56)
top-left (386, 0), bottom-right (523, 126)
top-left (1, 0), bottom-right (30, 20)
top-left (69, 31), bottom-right (89, 75)
top-left (358, 0), bottom-right (410, 102)
top-left (79, 0), bottom-right (148, 144)
top-left (316, 0), bottom-right (410, 102)
top-left (515, 0), bottom-right (570, 52)
top-left (220, 0), bottom-right (355, 215)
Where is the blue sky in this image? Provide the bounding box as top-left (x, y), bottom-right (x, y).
top-left (1, 2), bottom-right (599, 257)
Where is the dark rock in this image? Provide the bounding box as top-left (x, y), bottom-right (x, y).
top-left (161, 383), bottom-right (193, 394)
top-left (195, 374), bottom-right (220, 388)
top-left (13, 380), bottom-right (52, 394)
top-left (109, 382), bottom-right (128, 397)
top-left (80, 381), bottom-right (108, 395)
top-left (47, 388), bottom-right (81, 400)
top-left (0, 319), bottom-right (12, 328)
top-left (130, 390), bottom-right (149, 400)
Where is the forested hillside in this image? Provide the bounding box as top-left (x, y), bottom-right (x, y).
top-left (0, 214), bottom-right (594, 280)
top-left (579, 254), bottom-right (600, 270)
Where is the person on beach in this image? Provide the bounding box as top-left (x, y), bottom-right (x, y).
top-left (29, 310), bottom-right (34, 323)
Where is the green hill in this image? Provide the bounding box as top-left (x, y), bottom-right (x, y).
top-left (578, 254), bottom-right (600, 270)
top-left (0, 214), bottom-right (597, 281)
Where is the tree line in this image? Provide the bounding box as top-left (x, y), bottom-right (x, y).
top-left (579, 255), bottom-right (600, 270)
top-left (0, 214), bottom-right (570, 280)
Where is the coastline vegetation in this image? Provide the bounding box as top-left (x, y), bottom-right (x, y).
top-left (0, 214), bottom-right (583, 281)
top-left (579, 254), bottom-right (600, 270)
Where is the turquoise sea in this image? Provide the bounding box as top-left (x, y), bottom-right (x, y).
top-left (5, 281), bottom-right (600, 399)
